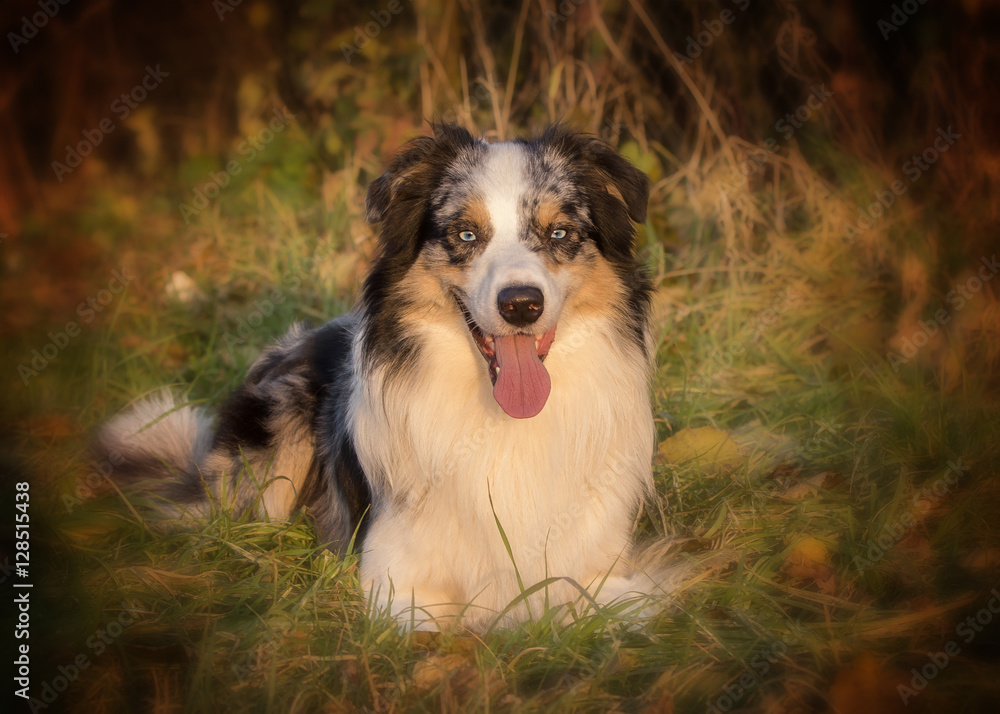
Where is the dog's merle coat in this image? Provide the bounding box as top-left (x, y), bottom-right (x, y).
top-left (99, 125), bottom-right (674, 629)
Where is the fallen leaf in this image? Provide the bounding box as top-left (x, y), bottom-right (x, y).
top-left (960, 548), bottom-right (1000, 574)
top-left (782, 537), bottom-right (837, 594)
top-left (657, 427), bottom-right (744, 477)
top-left (411, 651), bottom-right (503, 703)
top-left (828, 652), bottom-right (912, 714)
top-left (778, 472), bottom-right (843, 500)
top-left (412, 653), bottom-right (476, 692)
top-left (410, 630), bottom-right (441, 652)
top-left (787, 537), bottom-right (828, 566)
top-left (769, 463), bottom-right (800, 481)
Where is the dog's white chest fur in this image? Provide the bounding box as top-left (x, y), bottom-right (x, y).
top-left (352, 311), bottom-right (655, 628)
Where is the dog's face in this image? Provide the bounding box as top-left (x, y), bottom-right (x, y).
top-left (364, 125), bottom-right (650, 418)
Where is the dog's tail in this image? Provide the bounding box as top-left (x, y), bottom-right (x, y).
top-left (94, 324), bottom-right (337, 528)
top-left (95, 390), bottom-right (218, 520)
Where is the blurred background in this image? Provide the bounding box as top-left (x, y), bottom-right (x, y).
top-left (3, 0), bottom-right (1000, 711)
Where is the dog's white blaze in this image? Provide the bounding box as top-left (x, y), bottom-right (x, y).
top-left (464, 144), bottom-right (567, 336)
top-left (475, 143), bottom-right (524, 248)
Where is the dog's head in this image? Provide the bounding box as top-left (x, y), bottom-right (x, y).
top-left (364, 124), bottom-right (650, 418)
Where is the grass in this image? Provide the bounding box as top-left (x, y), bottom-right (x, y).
top-left (6, 1), bottom-right (1000, 711)
top-left (14, 188), bottom-right (1000, 711)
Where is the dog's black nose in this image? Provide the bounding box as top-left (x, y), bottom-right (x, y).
top-left (497, 286), bottom-right (544, 326)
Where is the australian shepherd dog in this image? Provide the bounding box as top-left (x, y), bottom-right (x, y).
top-left (98, 124), bottom-right (679, 631)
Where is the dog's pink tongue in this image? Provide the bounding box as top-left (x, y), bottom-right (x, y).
top-left (493, 334), bottom-right (551, 419)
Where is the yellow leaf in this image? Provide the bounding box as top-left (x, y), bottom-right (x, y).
top-left (657, 427), bottom-right (743, 477)
top-left (782, 537), bottom-right (837, 594)
top-left (788, 537), bottom-right (828, 564)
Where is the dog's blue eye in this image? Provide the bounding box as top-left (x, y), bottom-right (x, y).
top-left (551, 228), bottom-right (567, 240)
top-left (459, 230), bottom-right (477, 242)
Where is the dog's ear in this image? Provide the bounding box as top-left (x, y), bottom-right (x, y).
top-left (360, 125), bottom-right (477, 344)
top-left (365, 124), bottom-right (476, 225)
top-left (542, 127), bottom-right (650, 263)
top-left (583, 139), bottom-right (650, 225)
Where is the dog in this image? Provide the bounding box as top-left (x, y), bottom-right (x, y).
top-left (99, 124), bottom-right (676, 631)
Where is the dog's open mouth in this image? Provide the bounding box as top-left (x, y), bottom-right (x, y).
top-left (456, 298), bottom-right (556, 419)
